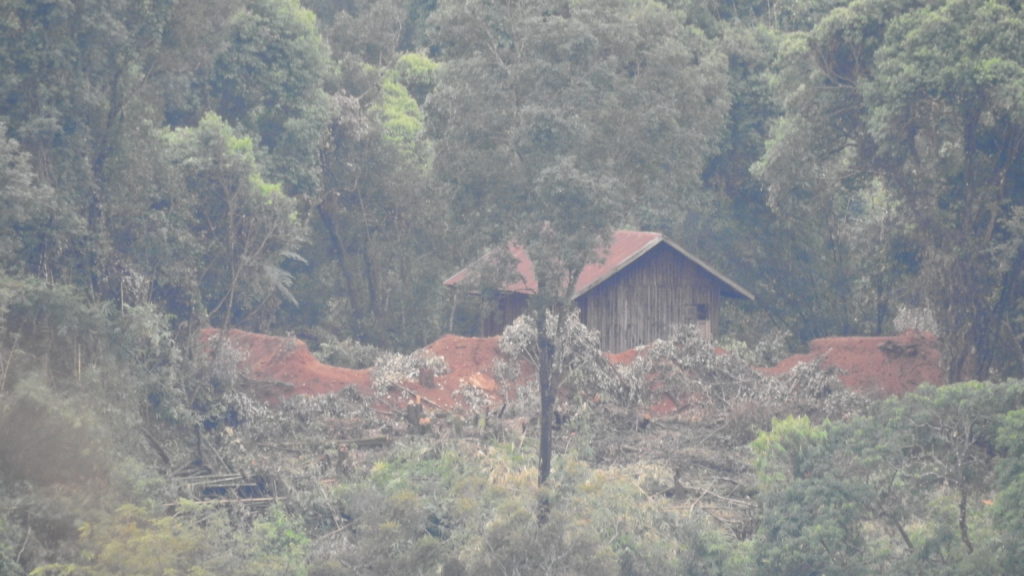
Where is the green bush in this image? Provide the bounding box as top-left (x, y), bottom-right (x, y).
top-left (324, 439), bottom-right (745, 576)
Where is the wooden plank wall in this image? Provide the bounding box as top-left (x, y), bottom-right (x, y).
top-left (578, 244), bottom-right (719, 353)
top-left (484, 293), bottom-right (528, 336)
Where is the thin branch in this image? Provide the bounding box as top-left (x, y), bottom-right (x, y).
top-left (16, 525), bottom-right (30, 564)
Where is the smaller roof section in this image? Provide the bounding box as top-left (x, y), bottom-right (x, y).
top-left (443, 229), bottom-right (754, 301)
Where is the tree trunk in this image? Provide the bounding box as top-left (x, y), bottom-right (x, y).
top-left (537, 310), bottom-right (555, 487)
top-left (317, 200), bottom-right (367, 332)
top-left (958, 481), bottom-right (974, 554)
top-left (536, 310), bottom-right (555, 524)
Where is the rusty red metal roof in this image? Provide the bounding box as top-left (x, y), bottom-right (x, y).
top-left (443, 230), bottom-right (754, 301)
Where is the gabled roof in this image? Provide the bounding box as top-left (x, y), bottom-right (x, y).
top-left (443, 229), bottom-right (754, 301)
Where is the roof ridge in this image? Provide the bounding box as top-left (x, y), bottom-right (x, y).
top-left (444, 229), bottom-right (753, 301)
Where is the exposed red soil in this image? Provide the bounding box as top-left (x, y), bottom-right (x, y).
top-left (199, 329), bottom-right (373, 400)
top-left (423, 334), bottom-right (502, 400)
top-left (391, 335), bottom-right (507, 411)
top-left (200, 329), bottom-right (514, 410)
top-left (606, 347), bottom-right (640, 365)
top-left (203, 328), bottom-right (945, 412)
top-left (761, 331), bottom-right (945, 395)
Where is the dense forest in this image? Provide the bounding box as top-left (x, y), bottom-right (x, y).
top-left (3, 0), bottom-right (1024, 574)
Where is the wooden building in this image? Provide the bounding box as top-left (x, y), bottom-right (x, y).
top-left (443, 230), bottom-right (754, 353)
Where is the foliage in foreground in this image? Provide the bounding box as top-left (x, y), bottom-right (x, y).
top-left (316, 443), bottom-right (736, 576)
top-left (751, 379), bottom-right (1024, 576)
top-left (6, 302), bottom-right (1024, 576)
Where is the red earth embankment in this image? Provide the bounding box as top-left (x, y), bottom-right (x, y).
top-left (203, 328), bottom-right (945, 410)
top-left (760, 331), bottom-right (945, 395)
top-left (200, 329), bottom-right (509, 410)
top-left (420, 334), bottom-right (504, 408)
top-left (200, 329), bottom-right (373, 399)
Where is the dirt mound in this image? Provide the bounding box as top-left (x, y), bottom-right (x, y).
top-left (200, 329), bottom-right (512, 411)
top-left (422, 335), bottom-right (503, 404)
top-left (204, 327), bottom-right (945, 414)
top-left (200, 329), bottom-right (373, 400)
top-left (374, 335), bottom-right (508, 412)
top-left (761, 331), bottom-right (944, 395)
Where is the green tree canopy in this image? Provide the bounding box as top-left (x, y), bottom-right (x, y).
top-left (428, 0), bottom-right (731, 488)
top-left (759, 0), bottom-right (1024, 378)
top-left (163, 113), bottom-right (306, 329)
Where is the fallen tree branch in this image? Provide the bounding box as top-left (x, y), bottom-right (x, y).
top-left (167, 496), bottom-right (278, 507)
top-left (678, 483), bottom-right (754, 508)
top-left (394, 383), bottom-right (443, 408)
top-left (16, 525), bottom-right (30, 564)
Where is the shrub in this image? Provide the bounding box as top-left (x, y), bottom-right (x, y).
top-left (313, 336), bottom-right (382, 369)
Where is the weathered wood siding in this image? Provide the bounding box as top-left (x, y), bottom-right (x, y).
top-left (483, 292), bottom-right (529, 336)
top-left (577, 244), bottom-right (720, 353)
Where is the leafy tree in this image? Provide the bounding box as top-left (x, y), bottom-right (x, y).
top-left (752, 10), bottom-right (907, 340)
top-left (325, 0), bottom-right (410, 66)
top-left (850, 381), bottom-right (1024, 573)
top-left (28, 503), bottom-right (311, 576)
top-left (28, 504), bottom-right (209, 576)
top-left (690, 20), bottom-right (795, 340)
top-left (253, 0), bottom-right (453, 349)
top-left (163, 113), bottom-right (306, 329)
top-left (0, 0), bottom-right (239, 299)
top-left (327, 440), bottom-right (742, 576)
top-left (864, 0), bottom-right (1024, 380)
top-left (208, 0), bottom-right (329, 196)
top-left (760, 0), bottom-right (1024, 379)
top-left (0, 511), bottom-right (24, 576)
top-left (235, 505), bottom-right (310, 576)
top-left (751, 416), bottom-right (870, 576)
top-left (428, 0), bottom-right (730, 489)
top-left (751, 381), bottom-right (1024, 575)
top-left (303, 53), bottom-right (447, 347)
top-left (994, 407), bottom-right (1024, 571)
top-left (0, 122), bottom-right (71, 278)
top-left (882, 382), bottom-right (1018, 555)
